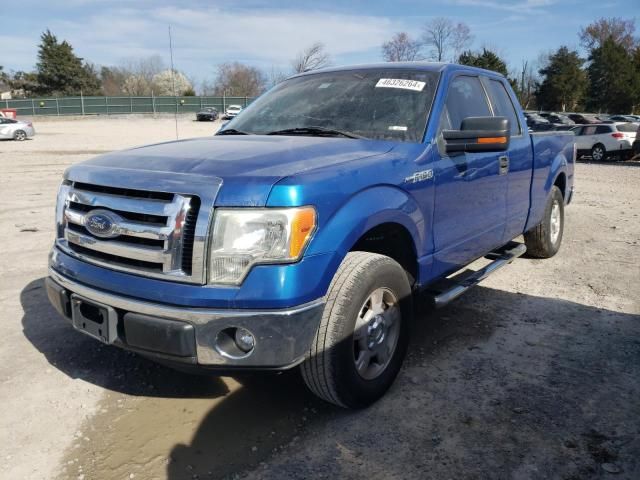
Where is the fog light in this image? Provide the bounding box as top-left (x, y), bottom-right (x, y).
top-left (234, 327), bottom-right (255, 353)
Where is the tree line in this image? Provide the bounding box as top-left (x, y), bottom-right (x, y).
top-left (1, 17), bottom-right (638, 114)
top-left (382, 16), bottom-right (640, 114)
top-left (0, 31), bottom-right (330, 99)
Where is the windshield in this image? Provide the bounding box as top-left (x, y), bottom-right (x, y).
top-left (224, 69), bottom-right (439, 143)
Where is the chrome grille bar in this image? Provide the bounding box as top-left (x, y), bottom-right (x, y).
top-left (68, 189), bottom-right (178, 217)
top-left (64, 208), bottom-right (173, 240)
top-left (56, 181), bottom-right (204, 283)
top-left (65, 229), bottom-right (169, 263)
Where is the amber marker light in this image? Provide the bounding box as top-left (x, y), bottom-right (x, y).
top-left (289, 207), bottom-right (317, 258)
top-left (477, 136), bottom-right (507, 144)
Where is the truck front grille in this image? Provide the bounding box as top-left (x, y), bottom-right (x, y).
top-left (56, 182), bottom-right (203, 283)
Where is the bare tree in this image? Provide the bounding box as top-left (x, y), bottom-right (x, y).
top-left (579, 17), bottom-right (637, 52)
top-left (266, 65), bottom-right (289, 88)
top-left (122, 55), bottom-right (165, 92)
top-left (451, 22), bottom-right (473, 60)
top-left (381, 32), bottom-right (423, 62)
top-left (422, 18), bottom-right (473, 62)
top-left (100, 66), bottom-right (129, 95)
top-left (422, 18), bottom-right (454, 61)
top-left (517, 59), bottom-right (538, 109)
top-left (214, 62), bottom-right (266, 97)
top-left (292, 43), bottom-right (331, 73)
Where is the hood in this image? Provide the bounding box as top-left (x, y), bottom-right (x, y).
top-left (76, 135), bottom-right (395, 206)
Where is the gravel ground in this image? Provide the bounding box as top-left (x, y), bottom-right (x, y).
top-left (0, 116), bottom-right (638, 480)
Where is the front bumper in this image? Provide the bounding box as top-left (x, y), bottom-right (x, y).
top-left (46, 268), bottom-right (324, 370)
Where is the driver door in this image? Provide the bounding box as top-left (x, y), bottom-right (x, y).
top-left (431, 75), bottom-right (507, 276)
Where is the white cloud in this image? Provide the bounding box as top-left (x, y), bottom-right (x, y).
top-left (24, 5), bottom-right (402, 80)
top-left (450, 0), bottom-right (557, 13)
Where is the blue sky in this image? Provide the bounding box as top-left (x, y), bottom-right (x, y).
top-left (2, 0), bottom-right (638, 88)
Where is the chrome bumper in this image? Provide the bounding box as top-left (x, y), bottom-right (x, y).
top-left (47, 268), bottom-right (324, 368)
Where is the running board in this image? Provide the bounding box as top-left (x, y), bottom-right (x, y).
top-left (426, 242), bottom-right (527, 309)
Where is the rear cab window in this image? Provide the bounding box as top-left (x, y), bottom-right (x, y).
top-left (483, 78), bottom-right (521, 136)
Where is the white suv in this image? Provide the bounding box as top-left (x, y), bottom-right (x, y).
top-left (224, 104), bottom-right (243, 119)
top-left (573, 122), bottom-right (637, 161)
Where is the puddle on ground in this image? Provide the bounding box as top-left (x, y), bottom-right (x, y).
top-left (58, 372), bottom-right (321, 480)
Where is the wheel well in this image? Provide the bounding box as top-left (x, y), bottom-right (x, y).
top-left (554, 172), bottom-right (567, 199)
top-left (351, 223), bottom-right (418, 285)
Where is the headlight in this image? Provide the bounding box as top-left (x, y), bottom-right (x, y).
top-left (208, 207), bottom-right (316, 285)
top-left (55, 180), bottom-right (71, 238)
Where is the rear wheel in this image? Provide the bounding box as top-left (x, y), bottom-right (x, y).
top-left (591, 143), bottom-right (605, 161)
top-left (301, 252), bottom-right (412, 408)
top-left (13, 130), bottom-right (27, 141)
top-left (524, 185), bottom-right (564, 258)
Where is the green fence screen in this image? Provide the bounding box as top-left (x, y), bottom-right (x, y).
top-left (2, 96), bottom-right (255, 116)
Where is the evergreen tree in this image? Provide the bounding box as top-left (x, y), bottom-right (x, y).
top-left (35, 30), bottom-right (101, 96)
top-left (587, 37), bottom-right (636, 113)
top-left (536, 47), bottom-right (586, 111)
top-left (457, 48), bottom-right (509, 76)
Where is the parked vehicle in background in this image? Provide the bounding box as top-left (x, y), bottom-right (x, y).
top-left (524, 113), bottom-right (553, 131)
top-left (196, 107), bottom-right (219, 121)
top-left (573, 123), bottom-right (636, 160)
top-left (224, 104), bottom-right (242, 119)
top-left (607, 115), bottom-right (637, 123)
top-left (46, 63), bottom-right (575, 408)
top-left (547, 114), bottom-right (575, 126)
top-left (568, 113), bottom-right (599, 125)
top-left (554, 124), bottom-right (576, 131)
top-left (0, 117), bottom-right (35, 141)
top-left (633, 123), bottom-right (640, 157)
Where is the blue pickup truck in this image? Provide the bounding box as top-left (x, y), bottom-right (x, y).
top-left (46, 63), bottom-right (575, 408)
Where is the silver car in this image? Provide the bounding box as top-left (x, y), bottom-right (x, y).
top-left (0, 117), bottom-right (35, 141)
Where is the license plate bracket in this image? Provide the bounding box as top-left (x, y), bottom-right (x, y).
top-left (70, 294), bottom-right (118, 344)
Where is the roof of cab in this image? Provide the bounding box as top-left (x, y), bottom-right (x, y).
top-left (292, 61), bottom-right (506, 80)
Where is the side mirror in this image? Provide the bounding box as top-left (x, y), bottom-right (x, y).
top-left (443, 116), bottom-right (510, 153)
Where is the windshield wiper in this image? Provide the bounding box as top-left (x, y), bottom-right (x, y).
top-left (216, 128), bottom-right (252, 136)
top-left (266, 126), bottom-right (364, 139)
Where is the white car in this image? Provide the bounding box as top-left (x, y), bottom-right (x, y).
top-left (0, 117), bottom-right (35, 141)
top-left (224, 104), bottom-right (242, 119)
top-left (572, 122), bottom-right (637, 161)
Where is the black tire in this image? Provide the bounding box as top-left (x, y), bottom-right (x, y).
top-left (591, 143), bottom-right (605, 161)
top-left (524, 185), bottom-right (564, 258)
top-left (13, 130), bottom-right (27, 141)
top-left (301, 251), bottom-right (412, 408)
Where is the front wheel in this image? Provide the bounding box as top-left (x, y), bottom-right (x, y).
top-left (524, 185), bottom-right (564, 258)
top-left (301, 252), bottom-right (412, 408)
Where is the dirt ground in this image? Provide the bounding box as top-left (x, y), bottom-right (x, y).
top-left (0, 116), bottom-right (638, 480)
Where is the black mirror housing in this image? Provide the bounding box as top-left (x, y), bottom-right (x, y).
top-left (443, 116), bottom-right (510, 153)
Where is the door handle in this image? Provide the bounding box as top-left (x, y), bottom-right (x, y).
top-left (499, 155), bottom-right (509, 175)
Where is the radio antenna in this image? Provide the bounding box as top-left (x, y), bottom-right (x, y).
top-left (168, 25), bottom-right (179, 140)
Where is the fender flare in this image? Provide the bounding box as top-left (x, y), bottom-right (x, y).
top-left (306, 185), bottom-right (425, 261)
top-left (545, 152), bottom-right (569, 198)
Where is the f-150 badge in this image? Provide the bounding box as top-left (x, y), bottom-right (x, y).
top-left (405, 169), bottom-right (433, 184)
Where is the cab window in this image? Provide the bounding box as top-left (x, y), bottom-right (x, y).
top-left (485, 79), bottom-right (521, 136)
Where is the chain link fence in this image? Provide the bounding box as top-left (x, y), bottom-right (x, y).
top-left (2, 95), bottom-right (255, 117)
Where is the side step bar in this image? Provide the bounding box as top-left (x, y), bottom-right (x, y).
top-left (426, 242), bottom-right (527, 309)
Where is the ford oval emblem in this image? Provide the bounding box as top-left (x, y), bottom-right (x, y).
top-left (84, 209), bottom-right (120, 239)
